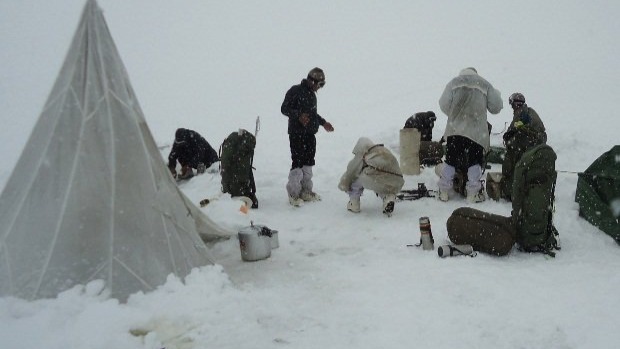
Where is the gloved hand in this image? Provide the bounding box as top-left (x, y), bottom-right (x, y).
top-left (514, 120), bottom-right (525, 128)
top-left (338, 182), bottom-right (350, 192)
top-left (323, 121), bottom-right (334, 132)
top-left (178, 165), bottom-right (194, 180)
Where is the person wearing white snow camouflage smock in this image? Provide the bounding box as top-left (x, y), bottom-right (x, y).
top-left (338, 137), bottom-right (405, 217)
top-left (437, 67), bottom-right (503, 203)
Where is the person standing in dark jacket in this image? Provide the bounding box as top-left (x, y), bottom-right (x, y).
top-left (168, 128), bottom-right (219, 180)
top-left (500, 92), bottom-right (547, 201)
top-left (281, 67), bottom-right (334, 207)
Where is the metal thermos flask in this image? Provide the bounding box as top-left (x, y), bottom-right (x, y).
top-left (419, 217), bottom-right (434, 250)
top-left (437, 244), bottom-right (474, 257)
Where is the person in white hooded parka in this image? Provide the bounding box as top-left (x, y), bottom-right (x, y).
top-left (437, 67), bottom-right (503, 203)
top-left (338, 137), bottom-right (405, 216)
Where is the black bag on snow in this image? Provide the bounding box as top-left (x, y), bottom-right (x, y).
top-left (511, 144), bottom-right (560, 255)
top-left (220, 129), bottom-right (258, 208)
top-left (404, 111), bottom-right (436, 141)
top-left (447, 207), bottom-right (516, 256)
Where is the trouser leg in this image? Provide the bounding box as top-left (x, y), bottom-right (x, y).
top-left (301, 165), bottom-right (313, 193)
top-left (348, 178), bottom-right (364, 200)
top-left (438, 163), bottom-right (456, 191)
top-left (286, 168), bottom-right (303, 198)
top-left (466, 164), bottom-right (483, 193)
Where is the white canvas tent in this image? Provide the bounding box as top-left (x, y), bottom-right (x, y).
top-left (0, 0), bottom-right (232, 302)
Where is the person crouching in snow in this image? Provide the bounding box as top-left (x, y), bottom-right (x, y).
top-left (168, 128), bottom-right (219, 180)
top-left (338, 137), bottom-right (405, 217)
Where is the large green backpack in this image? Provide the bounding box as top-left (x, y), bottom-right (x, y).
top-left (220, 130), bottom-right (256, 199)
top-left (511, 144), bottom-right (560, 256)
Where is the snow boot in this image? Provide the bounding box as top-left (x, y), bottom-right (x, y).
top-left (301, 191), bottom-right (322, 202)
top-left (347, 198), bottom-right (361, 213)
top-left (382, 194), bottom-right (395, 217)
top-left (467, 189), bottom-right (486, 203)
top-left (178, 166), bottom-right (194, 180)
top-left (288, 195), bottom-right (304, 207)
top-left (196, 162), bottom-right (206, 174)
top-left (438, 189), bottom-right (449, 202)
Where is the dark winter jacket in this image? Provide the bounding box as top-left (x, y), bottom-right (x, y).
top-left (168, 128), bottom-right (219, 170)
top-left (500, 104), bottom-right (548, 201)
top-left (503, 104), bottom-right (547, 151)
top-left (404, 111), bottom-right (437, 141)
top-left (281, 79), bottom-right (326, 134)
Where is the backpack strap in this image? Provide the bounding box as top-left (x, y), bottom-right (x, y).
top-left (362, 144), bottom-right (404, 178)
top-left (218, 143), bottom-right (223, 174)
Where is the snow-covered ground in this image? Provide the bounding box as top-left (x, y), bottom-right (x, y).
top-left (1, 1), bottom-right (619, 348)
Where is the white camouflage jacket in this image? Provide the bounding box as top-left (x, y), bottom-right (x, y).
top-left (438, 67), bottom-right (503, 151)
top-left (338, 137), bottom-right (405, 196)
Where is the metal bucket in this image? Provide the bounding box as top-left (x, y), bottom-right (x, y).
top-left (238, 225), bottom-right (272, 262)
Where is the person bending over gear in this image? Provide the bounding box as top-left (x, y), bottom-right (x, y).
top-left (338, 137), bottom-right (405, 217)
top-left (437, 67), bottom-right (503, 203)
top-left (500, 92), bottom-right (547, 201)
top-left (404, 111), bottom-right (437, 142)
top-left (168, 128), bottom-right (219, 180)
top-left (281, 67), bottom-right (334, 207)
top-left (403, 111), bottom-right (444, 166)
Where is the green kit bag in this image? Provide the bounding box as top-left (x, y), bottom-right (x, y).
top-left (447, 207), bottom-right (516, 256)
top-left (220, 130), bottom-right (257, 207)
top-left (511, 144), bottom-right (560, 256)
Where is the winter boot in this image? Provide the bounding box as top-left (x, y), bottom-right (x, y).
top-left (196, 162), bottom-right (206, 174)
top-left (467, 189), bottom-right (486, 203)
top-left (301, 191), bottom-right (322, 202)
top-left (289, 195), bottom-right (304, 207)
top-left (438, 189), bottom-right (449, 202)
top-left (382, 194), bottom-right (396, 217)
top-left (178, 165), bottom-right (194, 180)
top-left (347, 198), bottom-right (361, 213)
top-left (249, 193), bottom-right (259, 209)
